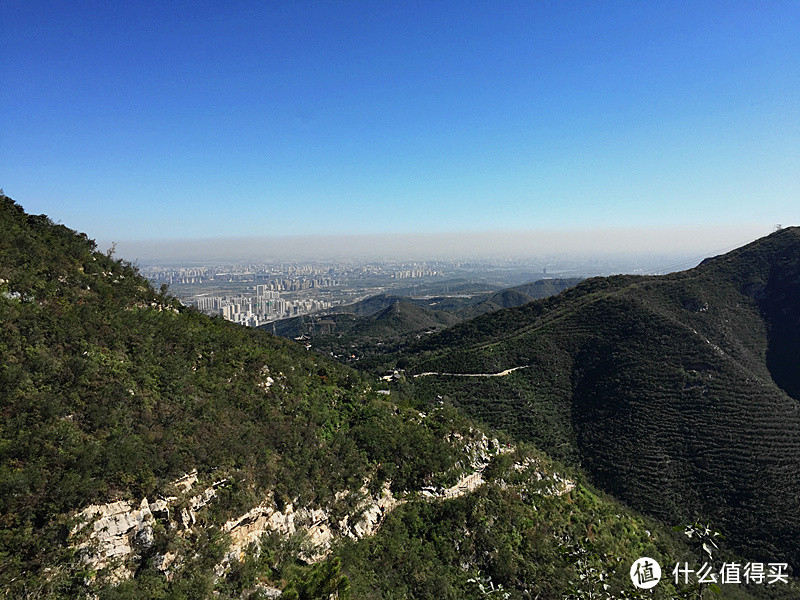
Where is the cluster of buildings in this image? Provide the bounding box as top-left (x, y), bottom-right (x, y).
top-left (141, 264), bottom-right (338, 289)
top-left (391, 268), bottom-right (441, 279)
top-left (145, 267), bottom-right (213, 285)
top-left (190, 286), bottom-right (331, 327)
top-left (257, 277), bottom-right (337, 291)
top-left (140, 260), bottom-right (452, 288)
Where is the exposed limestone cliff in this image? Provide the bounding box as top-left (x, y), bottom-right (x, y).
top-left (217, 480), bottom-right (400, 574)
top-left (71, 470), bottom-right (222, 581)
top-left (71, 434), bottom-right (574, 588)
top-left (73, 498), bottom-right (156, 582)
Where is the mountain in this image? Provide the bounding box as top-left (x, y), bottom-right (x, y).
top-left (390, 227), bottom-right (800, 568)
top-left (455, 278), bottom-right (581, 319)
top-left (360, 300), bottom-right (461, 336)
top-left (0, 196), bottom-right (476, 596)
top-left (269, 295), bottom-right (460, 338)
top-left (267, 279), bottom-right (581, 363)
top-left (329, 294), bottom-right (415, 317)
top-left (2, 194), bottom-right (796, 599)
top-left (266, 300), bottom-right (460, 362)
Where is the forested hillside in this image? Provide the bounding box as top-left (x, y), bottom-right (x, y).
top-left (456, 278), bottom-right (582, 319)
top-left (1, 194), bottom-right (796, 599)
top-left (388, 227), bottom-right (800, 568)
top-left (0, 196), bottom-right (474, 597)
top-left (266, 279), bottom-right (580, 364)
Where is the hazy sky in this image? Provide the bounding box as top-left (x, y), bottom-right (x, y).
top-left (113, 224), bottom-right (770, 266)
top-left (2, 2), bottom-right (799, 258)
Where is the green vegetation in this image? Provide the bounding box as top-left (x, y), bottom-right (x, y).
top-left (1, 194), bottom-right (797, 599)
top-left (266, 280), bottom-right (580, 365)
top-left (268, 299), bottom-right (460, 362)
top-left (0, 196), bottom-right (470, 597)
top-left (456, 279), bottom-right (582, 320)
top-left (386, 228), bottom-right (800, 568)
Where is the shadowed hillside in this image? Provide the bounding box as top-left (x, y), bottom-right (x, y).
top-left (392, 227), bottom-right (800, 567)
top-left (456, 278), bottom-right (582, 319)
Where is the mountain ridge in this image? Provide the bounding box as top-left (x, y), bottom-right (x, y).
top-left (2, 195), bottom-right (797, 598)
top-left (265, 279), bottom-right (581, 364)
top-left (387, 226), bottom-right (800, 567)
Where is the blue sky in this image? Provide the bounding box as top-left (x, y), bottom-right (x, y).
top-left (2, 1), bottom-right (799, 250)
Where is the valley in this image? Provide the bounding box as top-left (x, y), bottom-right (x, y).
top-left (2, 194), bottom-right (798, 599)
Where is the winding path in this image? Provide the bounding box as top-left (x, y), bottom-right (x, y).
top-left (412, 365), bottom-right (531, 379)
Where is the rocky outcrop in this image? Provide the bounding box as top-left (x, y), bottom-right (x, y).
top-left (72, 498), bottom-right (157, 582)
top-left (70, 431), bottom-right (573, 588)
top-left (218, 480), bottom-right (400, 575)
top-left (71, 470), bottom-right (224, 581)
top-left (338, 481), bottom-right (399, 540)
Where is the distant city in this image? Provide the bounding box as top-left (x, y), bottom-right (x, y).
top-left (140, 260), bottom-right (451, 326)
top-left (139, 255), bottom-right (686, 327)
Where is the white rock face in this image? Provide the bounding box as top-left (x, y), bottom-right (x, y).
top-left (152, 551), bottom-right (177, 574)
top-left (218, 480), bottom-right (401, 575)
top-left (70, 430), bottom-right (573, 588)
top-left (149, 497), bottom-right (174, 520)
top-left (339, 481), bottom-right (399, 540)
top-left (73, 498), bottom-right (155, 581)
top-left (173, 469), bottom-right (198, 492)
top-left (71, 471), bottom-right (221, 580)
top-left (254, 584), bottom-right (282, 598)
top-left (215, 434), bottom-right (518, 573)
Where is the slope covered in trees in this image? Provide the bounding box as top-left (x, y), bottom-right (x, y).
top-left (456, 278), bottom-right (582, 319)
top-left (0, 196), bottom-right (474, 597)
top-left (267, 280), bottom-right (580, 364)
top-left (2, 194), bottom-right (796, 599)
top-left (388, 227), bottom-right (800, 568)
